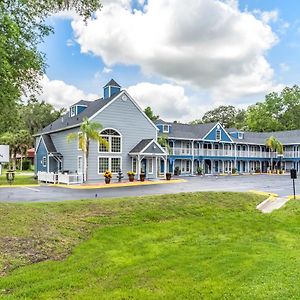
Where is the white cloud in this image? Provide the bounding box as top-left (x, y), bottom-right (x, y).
top-left (66, 38), bottom-right (75, 47)
top-left (102, 67), bottom-right (112, 74)
top-left (279, 63), bottom-right (290, 72)
top-left (37, 75), bottom-right (98, 109)
top-left (127, 82), bottom-right (193, 120)
top-left (71, 0), bottom-right (278, 102)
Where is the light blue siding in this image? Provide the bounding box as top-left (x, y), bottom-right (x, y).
top-left (88, 94), bottom-right (158, 179)
top-left (36, 138), bottom-right (48, 172)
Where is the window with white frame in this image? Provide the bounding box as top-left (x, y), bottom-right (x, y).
top-left (78, 132), bottom-right (83, 150)
top-left (148, 158), bottom-right (153, 174)
top-left (70, 106), bottom-right (76, 117)
top-left (216, 129), bottom-right (221, 141)
top-left (99, 129), bottom-right (121, 153)
top-left (163, 124), bottom-right (169, 133)
top-left (42, 156), bottom-right (47, 167)
top-left (132, 158), bottom-right (137, 173)
top-left (98, 157), bottom-right (121, 173)
top-left (111, 157), bottom-right (121, 173)
top-left (98, 157), bottom-right (109, 173)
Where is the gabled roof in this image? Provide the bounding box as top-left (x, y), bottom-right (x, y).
top-left (155, 120), bottom-right (218, 139)
top-left (130, 139), bottom-right (153, 153)
top-left (42, 134), bottom-right (57, 153)
top-left (104, 79), bottom-right (121, 88)
top-left (129, 139), bottom-right (167, 155)
top-left (35, 92), bottom-right (121, 136)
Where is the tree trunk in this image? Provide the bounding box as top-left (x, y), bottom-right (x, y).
top-left (85, 140), bottom-right (89, 182)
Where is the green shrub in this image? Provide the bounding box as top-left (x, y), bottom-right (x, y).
top-left (22, 159), bottom-right (32, 171)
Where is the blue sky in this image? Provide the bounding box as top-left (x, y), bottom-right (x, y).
top-left (38, 0), bottom-right (300, 122)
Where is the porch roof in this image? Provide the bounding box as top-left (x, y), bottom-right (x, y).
top-left (129, 139), bottom-right (167, 156)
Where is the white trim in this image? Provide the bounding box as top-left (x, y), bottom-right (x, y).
top-left (78, 132), bottom-right (83, 151)
top-left (139, 139), bottom-right (167, 155)
top-left (77, 155), bottom-right (83, 174)
top-left (98, 128), bottom-right (122, 154)
top-left (202, 122), bottom-right (234, 143)
top-left (97, 156), bottom-right (122, 174)
top-left (163, 124), bottom-right (169, 133)
top-left (148, 158), bottom-right (153, 174)
top-left (42, 156), bottom-right (47, 167)
top-left (132, 157), bottom-right (137, 173)
top-left (88, 90), bottom-right (158, 131)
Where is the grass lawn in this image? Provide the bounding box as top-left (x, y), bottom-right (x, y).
top-left (0, 192), bottom-right (300, 299)
top-left (0, 171), bottom-right (37, 185)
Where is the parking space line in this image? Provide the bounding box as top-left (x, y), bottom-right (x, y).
top-left (22, 187), bottom-right (41, 192)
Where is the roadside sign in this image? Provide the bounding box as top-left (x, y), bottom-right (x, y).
top-left (0, 145), bottom-right (9, 163)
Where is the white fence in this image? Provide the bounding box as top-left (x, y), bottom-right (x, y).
top-left (37, 172), bottom-right (83, 185)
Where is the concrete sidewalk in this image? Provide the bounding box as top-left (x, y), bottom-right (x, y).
top-left (257, 196), bottom-right (290, 213)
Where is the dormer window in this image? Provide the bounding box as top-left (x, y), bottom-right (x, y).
top-left (238, 132), bottom-right (244, 139)
top-left (70, 106), bottom-right (76, 117)
top-left (163, 125), bottom-right (169, 133)
top-left (216, 129), bottom-right (221, 141)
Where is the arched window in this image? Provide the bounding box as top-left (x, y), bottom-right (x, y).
top-left (99, 129), bottom-right (122, 153)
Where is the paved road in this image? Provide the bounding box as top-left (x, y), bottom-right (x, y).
top-left (0, 175), bottom-right (298, 203)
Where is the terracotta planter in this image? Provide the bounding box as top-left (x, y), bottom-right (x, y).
top-left (105, 177), bottom-right (111, 184)
top-left (128, 175), bottom-right (135, 182)
top-left (140, 174), bottom-right (145, 182)
top-left (166, 173), bottom-right (172, 180)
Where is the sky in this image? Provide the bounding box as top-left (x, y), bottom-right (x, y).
top-left (37, 0), bottom-right (300, 122)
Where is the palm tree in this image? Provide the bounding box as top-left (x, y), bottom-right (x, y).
top-left (67, 117), bottom-right (108, 182)
top-left (265, 136), bottom-right (283, 173)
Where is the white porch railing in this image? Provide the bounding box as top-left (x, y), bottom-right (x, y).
top-left (37, 172), bottom-right (83, 185)
top-left (167, 148), bottom-right (296, 159)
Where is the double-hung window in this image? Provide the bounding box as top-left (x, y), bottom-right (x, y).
top-left (216, 129), bottom-right (221, 141)
top-left (98, 157), bottom-right (121, 174)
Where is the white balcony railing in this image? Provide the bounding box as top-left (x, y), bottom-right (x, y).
top-left (166, 147), bottom-right (298, 159)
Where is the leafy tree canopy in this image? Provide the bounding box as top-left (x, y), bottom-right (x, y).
top-left (144, 106), bottom-right (159, 122)
top-left (246, 85), bottom-right (300, 132)
top-left (0, 0), bottom-right (102, 123)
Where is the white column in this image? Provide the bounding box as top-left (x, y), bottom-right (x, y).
top-left (137, 155), bottom-right (140, 177)
top-left (155, 157), bottom-right (158, 178)
top-left (222, 160), bottom-right (225, 174)
top-left (191, 140), bottom-right (194, 175)
top-left (164, 158), bottom-right (167, 179)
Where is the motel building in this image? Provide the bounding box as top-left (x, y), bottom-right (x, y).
top-left (34, 79), bottom-right (300, 183)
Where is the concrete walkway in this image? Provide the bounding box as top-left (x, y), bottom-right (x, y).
top-left (257, 196), bottom-right (290, 213)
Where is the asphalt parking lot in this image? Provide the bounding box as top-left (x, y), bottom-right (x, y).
top-left (0, 174), bottom-right (298, 203)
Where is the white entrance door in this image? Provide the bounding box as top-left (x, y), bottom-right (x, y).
top-left (77, 156), bottom-right (83, 174)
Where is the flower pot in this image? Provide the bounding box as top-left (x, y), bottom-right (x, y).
top-left (166, 173), bottom-right (172, 180)
top-left (140, 174), bottom-right (145, 182)
top-left (105, 177), bottom-right (111, 184)
top-left (128, 175), bottom-right (135, 182)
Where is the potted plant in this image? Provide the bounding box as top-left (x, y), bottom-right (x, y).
top-left (166, 172), bottom-right (172, 180)
top-left (140, 173), bottom-right (145, 182)
top-left (127, 171), bottom-right (135, 182)
top-left (255, 167), bottom-right (260, 174)
top-left (103, 170), bottom-right (112, 184)
top-left (174, 166), bottom-right (181, 176)
top-left (196, 166), bottom-right (203, 175)
top-left (231, 167), bottom-right (237, 174)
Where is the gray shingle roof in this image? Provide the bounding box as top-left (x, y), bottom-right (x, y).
top-left (155, 120), bottom-right (218, 139)
top-left (42, 134), bottom-right (57, 153)
top-left (104, 79), bottom-right (121, 88)
top-left (231, 130), bottom-right (300, 145)
top-left (36, 92), bottom-right (121, 135)
top-left (129, 139), bottom-right (153, 153)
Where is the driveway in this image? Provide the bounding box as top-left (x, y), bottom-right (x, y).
top-left (0, 174), bottom-right (297, 203)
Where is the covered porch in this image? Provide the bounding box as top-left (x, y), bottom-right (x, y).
top-left (129, 139), bottom-right (168, 179)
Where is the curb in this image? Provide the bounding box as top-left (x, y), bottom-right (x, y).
top-left (50, 179), bottom-right (186, 189)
